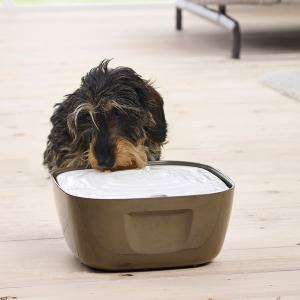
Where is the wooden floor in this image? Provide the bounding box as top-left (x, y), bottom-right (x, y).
top-left (1, 3), bottom-right (300, 299)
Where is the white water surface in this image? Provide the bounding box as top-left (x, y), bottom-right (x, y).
top-left (56, 165), bottom-right (228, 199)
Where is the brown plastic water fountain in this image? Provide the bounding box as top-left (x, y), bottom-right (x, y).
top-left (52, 161), bottom-right (234, 271)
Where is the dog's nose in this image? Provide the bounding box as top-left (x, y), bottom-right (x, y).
top-left (97, 156), bottom-right (115, 169)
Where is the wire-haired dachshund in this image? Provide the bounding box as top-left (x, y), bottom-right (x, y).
top-left (43, 59), bottom-right (167, 174)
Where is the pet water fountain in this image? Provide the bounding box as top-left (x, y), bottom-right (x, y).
top-left (52, 161), bottom-right (234, 270)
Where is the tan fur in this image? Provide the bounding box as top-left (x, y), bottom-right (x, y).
top-left (87, 137), bottom-right (147, 171)
top-left (113, 138), bottom-right (147, 170)
top-left (87, 140), bottom-right (99, 170)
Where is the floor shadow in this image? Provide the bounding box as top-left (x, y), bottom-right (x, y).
top-left (84, 261), bottom-right (211, 274)
top-left (242, 27), bottom-right (300, 53)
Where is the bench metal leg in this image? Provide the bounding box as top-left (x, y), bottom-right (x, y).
top-left (232, 21), bottom-right (241, 59)
top-left (175, 0), bottom-right (241, 59)
top-left (176, 7), bottom-right (182, 31)
top-left (219, 4), bottom-right (226, 15)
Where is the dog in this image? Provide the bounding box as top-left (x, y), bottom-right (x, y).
top-left (43, 59), bottom-right (167, 174)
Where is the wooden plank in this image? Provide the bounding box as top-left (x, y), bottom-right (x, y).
top-left (1, 269), bottom-right (300, 300)
top-left (0, 4), bottom-right (300, 300)
top-left (0, 238), bottom-right (299, 287)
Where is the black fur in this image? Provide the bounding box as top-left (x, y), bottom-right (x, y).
top-left (43, 59), bottom-right (167, 173)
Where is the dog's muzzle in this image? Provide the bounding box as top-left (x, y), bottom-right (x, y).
top-left (88, 138), bottom-right (147, 171)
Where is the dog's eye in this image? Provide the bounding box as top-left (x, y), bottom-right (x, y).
top-left (112, 109), bottom-right (122, 117)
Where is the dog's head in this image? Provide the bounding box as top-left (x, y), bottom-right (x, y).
top-left (66, 60), bottom-right (167, 171)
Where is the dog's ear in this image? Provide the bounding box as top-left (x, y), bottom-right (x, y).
top-left (143, 81), bottom-right (167, 144)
